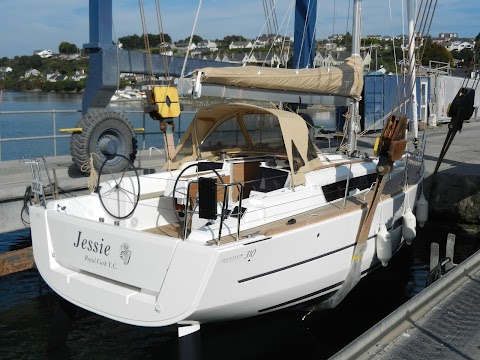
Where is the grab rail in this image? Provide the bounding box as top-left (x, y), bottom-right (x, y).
top-left (183, 179), bottom-right (244, 244)
top-left (0, 109), bottom-right (188, 161)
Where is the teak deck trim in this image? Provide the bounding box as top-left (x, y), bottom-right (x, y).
top-left (144, 222), bottom-right (183, 238)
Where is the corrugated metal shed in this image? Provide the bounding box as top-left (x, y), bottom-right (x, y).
top-left (362, 74), bottom-right (430, 131)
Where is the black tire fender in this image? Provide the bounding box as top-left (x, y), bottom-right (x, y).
top-left (71, 109), bottom-right (137, 174)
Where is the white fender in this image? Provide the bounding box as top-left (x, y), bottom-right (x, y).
top-left (402, 208), bottom-right (416, 245)
top-left (376, 224), bottom-right (392, 267)
top-left (416, 194), bottom-right (429, 227)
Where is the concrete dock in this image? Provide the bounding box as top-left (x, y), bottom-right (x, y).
top-left (331, 244), bottom-right (480, 360)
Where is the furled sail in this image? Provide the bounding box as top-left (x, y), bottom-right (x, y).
top-left (195, 56), bottom-right (364, 100)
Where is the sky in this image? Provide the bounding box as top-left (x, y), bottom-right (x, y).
top-left (0, 0), bottom-right (479, 59)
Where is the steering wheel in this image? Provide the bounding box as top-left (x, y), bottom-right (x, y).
top-left (97, 154), bottom-right (140, 219)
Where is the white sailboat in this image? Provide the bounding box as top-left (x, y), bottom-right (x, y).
top-left (30, 0), bottom-right (427, 329)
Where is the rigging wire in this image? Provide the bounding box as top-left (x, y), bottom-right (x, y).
top-left (269, 0), bottom-right (280, 35)
top-left (332, 0), bottom-right (336, 37)
top-left (154, 0), bottom-right (171, 84)
top-left (112, 19), bottom-right (122, 92)
top-left (180, 0), bottom-right (203, 79)
top-left (268, 0), bottom-right (281, 59)
top-left (279, 0), bottom-right (295, 67)
top-left (390, 0), bottom-right (437, 120)
top-left (307, 0), bottom-right (321, 68)
top-left (250, 0), bottom-right (283, 68)
top-left (295, 0), bottom-right (313, 69)
top-left (416, 0), bottom-right (436, 66)
top-left (263, 0), bottom-right (295, 68)
top-left (346, 0), bottom-right (351, 35)
top-left (388, 0), bottom-right (399, 80)
top-left (262, 0), bottom-right (271, 34)
top-left (138, 0), bottom-right (155, 87)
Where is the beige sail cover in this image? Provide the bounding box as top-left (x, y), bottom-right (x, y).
top-left (167, 103), bottom-right (321, 186)
top-left (197, 56), bottom-right (364, 100)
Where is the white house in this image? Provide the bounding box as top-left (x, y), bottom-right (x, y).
top-left (229, 41), bottom-right (253, 50)
top-left (328, 34), bottom-right (344, 41)
top-left (196, 40), bottom-right (218, 52)
top-left (220, 53), bottom-right (245, 64)
top-left (438, 32), bottom-right (458, 41)
top-left (244, 52), bottom-right (285, 67)
top-left (48, 74), bottom-right (69, 82)
top-left (34, 50), bottom-right (53, 58)
top-left (59, 53), bottom-right (81, 61)
top-left (313, 52), bottom-right (325, 67)
top-left (0, 67), bottom-right (13, 73)
top-left (254, 34), bottom-right (284, 48)
top-left (449, 41), bottom-right (475, 52)
top-left (25, 69), bottom-right (41, 78)
top-left (322, 53), bottom-right (343, 67)
top-left (72, 70), bottom-right (88, 81)
top-left (324, 43), bottom-right (337, 51)
top-left (175, 42), bottom-right (196, 52)
top-left (46, 70), bottom-right (62, 81)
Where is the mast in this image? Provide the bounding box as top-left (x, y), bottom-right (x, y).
top-left (348, 0), bottom-right (362, 154)
top-left (293, 0), bottom-right (317, 69)
top-left (407, 0), bottom-right (419, 143)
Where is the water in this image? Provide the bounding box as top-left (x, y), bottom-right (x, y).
top-left (0, 228), bottom-right (417, 360)
top-left (0, 92), bottom-right (194, 161)
top-left (2, 222), bottom-right (479, 359)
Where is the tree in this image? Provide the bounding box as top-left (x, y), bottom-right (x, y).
top-left (223, 35), bottom-right (248, 44)
top-left (118, 33), bottom-right (172, 50)
top-left (0, 57), bottom-right (10, 66)
top-left (420, 37), bottom-right (454, 66)
top-left (474, 32), bottom-right (480, 65)
top-left (451, 49), bottom-right (474, 62)
top-left (11, 55), bottom-right (42, 77)
top-left (177, 35), bottom-right (203, 44)
top-left (59, 42), bottom-right (79, 54)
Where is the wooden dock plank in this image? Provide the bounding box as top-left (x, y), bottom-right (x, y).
top-left (0, 246), bottom-right (35, 276)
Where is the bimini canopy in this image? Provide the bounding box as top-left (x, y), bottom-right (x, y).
top-left (195, 56), bottom-right (364, 100)
top-left (168, 103), bottom-right (321, 186)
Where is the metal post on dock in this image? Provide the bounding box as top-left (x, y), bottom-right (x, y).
top-left (0, 111), bottom-right (2, 161)
top-left (445, 233), bottom-right (456, 271)
top-left (142, 112), bottom-right (146, 150)
top-left (52, 110), bottom-right (57, 157)
top-left (428, 233), bottom-right (457, 285)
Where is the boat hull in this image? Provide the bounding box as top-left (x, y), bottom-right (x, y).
top-left (31, 177), bottom-right (419, 327)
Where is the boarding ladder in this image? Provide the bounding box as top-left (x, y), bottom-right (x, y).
top-left (25, 157), bottom-right (56, 208)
